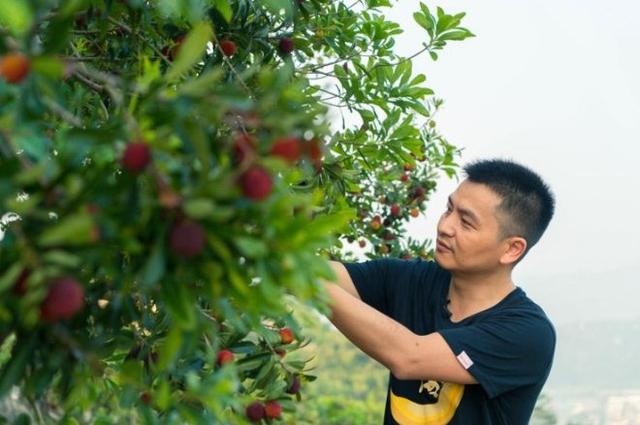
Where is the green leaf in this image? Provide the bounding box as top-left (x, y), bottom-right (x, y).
top-left (31, 56), bottom-right (66, 79)
top-left (0, 263), bottom-right (22, 293)
top-left (141, 236), bottom-right (166, 287)
top-left (162, 281), bottom-right (197, 330)
top-left (213, 0), bottom-right (233, 23)
top-left (439, 29), bottom-right (475, 41)
top-left (165, 22), bottom-right (213, 81)
top-left (38, 212), bottom-right (95, 247)
top-left (234, 237), bottom-right (268, 259)
top-left (184, 199), bottom-right (216, 219)
top-left (42, 250), bottom-right (82, 268)
top-left (260, 0), bottom-right (294, 21)
top-left (0, 1), bottom-right (33, 36)
top-left (0, 334), bottom-right (37, 398)
top-left (156, 326), bottom-right (183, 371)
top-left (413, 12), bottom-right (432, 33)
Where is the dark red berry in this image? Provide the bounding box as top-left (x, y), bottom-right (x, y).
top-left (278, 37), bottom-right (295, 55)
top-left (265, 400), bottom-right (282, 419)
top-left (286, 376), bottom-right (301, 394)
top-left (270, 137), bottom-right (301, 162)
top-left (40, 277), bottom-right (85, 322)
top-left (216, 349), bottom-right (235, 366)
top-left (240, 166), bottom-right (273, 201)
top-left (169, 220), bottom-right (206, 258)
top-left (219, 39), bottom-right (237, 57)
top-left (121, 142), bottom-right (152, 173)
top-left (245, 401), bottom-right (265, 422)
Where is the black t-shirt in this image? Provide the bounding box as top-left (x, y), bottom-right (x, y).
top-left (342, 257), bottom-right (556, 425)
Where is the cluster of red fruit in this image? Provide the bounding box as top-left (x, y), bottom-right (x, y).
top-left (233, 133), bottom-right (324, 201)
top-left (218, 36), bottom-right (295, 58)
top-left (245, 400), bottom-right (282, 422)
top-left (120, 142), bottom-right (208, 257)
top-left (215, 328), bottom-right (299, 421)
top-left (0, 52), bottom-right (30, 84)
top-left (163, 35), bottom-right (295, 62)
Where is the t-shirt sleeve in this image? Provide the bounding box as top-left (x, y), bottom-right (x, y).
top-left (438, 312), bottom-right (556, 398)
top-left (341, 258), bottom-right (409, 317)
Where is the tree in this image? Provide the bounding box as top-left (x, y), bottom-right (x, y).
top-left (0, 0), bottom-right (472, 422)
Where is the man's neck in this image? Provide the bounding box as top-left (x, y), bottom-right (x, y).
top-left (447, 269), bottom-right (516, 322)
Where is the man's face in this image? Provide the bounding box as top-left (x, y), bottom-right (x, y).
top-left (434, 179), bottom-right (509, 273)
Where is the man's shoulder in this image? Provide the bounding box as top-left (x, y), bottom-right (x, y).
top-left (490, 288), bottom-right (556, 343)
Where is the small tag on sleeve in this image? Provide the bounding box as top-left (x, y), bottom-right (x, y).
top-left (456, 351), bottom-right (474, 370)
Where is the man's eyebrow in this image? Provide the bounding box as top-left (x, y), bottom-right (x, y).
top-left (447, 195), bottom-right (480, 224)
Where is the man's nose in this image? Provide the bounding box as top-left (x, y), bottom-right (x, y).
top-left (437, 212), bottom-right (454, 237)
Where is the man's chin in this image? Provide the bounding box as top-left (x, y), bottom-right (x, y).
top-left (434, 253), bottom-right (453, 270)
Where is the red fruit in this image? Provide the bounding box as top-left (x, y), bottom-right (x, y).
top-left (232, 133), bottom-right (256, 164)
top-left (169, 220), bottom-right (206, 258)
top-left (410, 208), bottom-right (420, 218)
top-left (12, 269), bottom-right (31, 296)
top-left (40, 277), bottom-right (85, 322)
top-left (370, 215), bottom-right (382, 230)
top-left (164, 35), bottom-right (185, 61)
top-left (383, 230), bottom-right (395, 241)
top-left (400, 173), bottom-right (409, 182)
top-left (219, 39), bottom-right (237, 57)
top-left (413, 187), bottom-right (426, 199)
top-left (278, 37), bottom-right (295, 55)
top-left (139, 392), bottom-right (152, 405)
top-left (305, 138), bottom-right (323, 161)
top-left (270, 137), bottom-right (301, 162)
top-left (279, 327), bottom-right (294, 345)
top-left (121, 142), bottom-right (152, 173)
top-left (245, 401), bottom-right (265, 423)
top-left (358, 239), bottom-right (366, 248)
top-left (240, 166), bottom-right (273, 201)
top-left (265, 400), bottom-right (282, 419)
top-left (216, 349), bottom-right (235, 367)
top-left (275, 348), bottom-right (286, 358)
top-left (390, 204), bottom-right (401, 217)
top-left (0, 53), bottom-right (30, 84)
top-left (286, 376), bottom-right (301, 394)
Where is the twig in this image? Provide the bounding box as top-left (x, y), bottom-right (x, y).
top-left (106, 16), bottom-right (172, 66)
top-left (42, 97), bottom-right (83, 127)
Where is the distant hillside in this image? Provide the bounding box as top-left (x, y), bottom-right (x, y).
top-left (546, 318), bottom-right (640, 389)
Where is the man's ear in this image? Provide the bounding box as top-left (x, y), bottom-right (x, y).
top-left (500, 236), bottom-right (527, 266)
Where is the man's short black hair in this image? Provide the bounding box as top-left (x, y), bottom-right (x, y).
top-left (463, 158), bottom-right (555, 263)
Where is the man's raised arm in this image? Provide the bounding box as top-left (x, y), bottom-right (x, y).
top-left (322, 260), bottom-right (361, 301)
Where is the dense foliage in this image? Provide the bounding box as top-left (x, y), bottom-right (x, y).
top-left (0, 0), bottom-right (472, 422)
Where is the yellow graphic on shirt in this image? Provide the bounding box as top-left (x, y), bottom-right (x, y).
top-left (390, 380), bottom-right (464, 425)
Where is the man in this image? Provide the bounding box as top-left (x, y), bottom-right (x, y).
top-left (322, 158), bottom-right (556, 424)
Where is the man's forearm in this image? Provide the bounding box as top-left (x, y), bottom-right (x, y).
top-left (323, 281), bottom-right (414, 375)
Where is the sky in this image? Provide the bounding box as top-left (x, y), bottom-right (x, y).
top-left (382, 0), bottom-right (640, 325)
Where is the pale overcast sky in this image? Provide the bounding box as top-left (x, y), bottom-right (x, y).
top-left (384, 0), bottom-right (640, 325)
